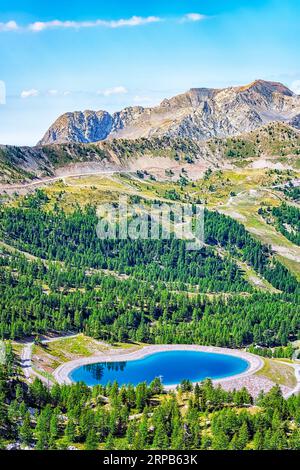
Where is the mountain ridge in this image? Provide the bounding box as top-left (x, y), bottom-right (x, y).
top-left (39, 80), bottom-right (300, 145)
top-left (1, 121), bottom-right (299, 186)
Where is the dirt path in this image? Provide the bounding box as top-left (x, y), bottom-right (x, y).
top-left (0, 169), bottom-right (137, 195)
top-left (18, 333), bottom-right (81, 385)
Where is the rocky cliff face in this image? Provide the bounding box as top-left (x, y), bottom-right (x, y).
top-left (40, 110), bottom-right (113, 144)
top-left (39, 80), bottom-right (300, 145)
top-left (289, 114), bottom-right (300, 130)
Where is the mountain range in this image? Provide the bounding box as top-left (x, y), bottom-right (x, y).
top-left (39, 80), bottom-right (300, 145)
top-left (0, 80), bottom-right (300, 186)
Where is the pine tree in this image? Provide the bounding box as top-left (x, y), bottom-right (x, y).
top-left (171, 418), bottom-right (185, 450)
top-left (153, 422), bottom-right (169, 450)
top-left (65, 418), bottom-right (76, 443)
top-left (253, 430), bottom-right (264, 450)
top-left (269, 429), bottom-right (288, 450)
top-left (136, 383), bottom-right (148, 412)
top-left (50, 411), bottom-right (59, 440)
top-left (36, 430), bottom-right (49, 451)
top-left (212, 430), bottom-right (230, 450)
top-left (105, 433), bottom-right (115, 450)
top-left (132, 415), bottom-right (148, 450)
top-left (238, 421), bottom-right (249, 450)
top-left (289, 429), bottom-right (300, 450)
top-left (85, 429), bottom-right (98, 451)
top-left (126, 421), bottom-right (137, 447)
top-left (138, 414), bottom-right (149, 449)
top-left (191, 421), bottom-right (201, 449)
top-left (19, 412), bottom-right (33, 446)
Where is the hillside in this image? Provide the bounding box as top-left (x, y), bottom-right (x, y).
top-left (39, 80), bottom-right (300, 145)
top-left (0, 142), bottom-right (122, 184)
top-left (0, 122), bottom-right (300, 185)
top-left (208, 122), bottom-right (300, 161)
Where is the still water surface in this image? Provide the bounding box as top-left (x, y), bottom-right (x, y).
top-left (69, 350), bottom-right (249, 386)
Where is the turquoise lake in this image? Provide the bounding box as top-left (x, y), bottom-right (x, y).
top-left (69, 350), bottom-right (249, 386)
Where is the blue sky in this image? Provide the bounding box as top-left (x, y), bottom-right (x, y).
top-left (0, 0), bottom-right (299, 145)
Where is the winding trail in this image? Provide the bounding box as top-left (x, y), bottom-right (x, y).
top-left (0, 170), bottom-right (132, 195)
top-left (20, 342), bottom-right (33, 381)
top-left (19, 333), bottom-right (80, 385)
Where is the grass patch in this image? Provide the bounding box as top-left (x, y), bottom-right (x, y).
top-left (11, 343), bottom-right (23, 357)
top-left (31, 335), bottom-right (110, 373)
top-left (111, 341), bottom-right (144, 349)
top-left (32, 366), bottom-right (55, 383)
top-left (42, 334), bottom-right (109, 359)
top-left (44, 178), bottom-right (129, 212)
top-left (277, 255), bottom-right (300, 281)
top-left (256, 358), bottom-right (296, 388)
top-left (31, 335), bottom-right (144, 376)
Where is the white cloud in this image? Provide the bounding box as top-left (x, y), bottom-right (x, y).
top-left (0, 14), bottom-right (210, 33)
top-left (291, 80), bottom-right (300, 95)
top-left (105, 16), bottom-right (162, 28)
top-left (28, 16), bottom-right (162, 32)
top-left (181, 13), bottom-right (206, 23)
top-left (0, 20), bottom-right (19, 32)
top-left (21, 89), bottom-right (72, 98)
top-left (98, 86), bottom-right (128, 97)
top-left (21, 89), bottom-right (39, 99)
top-left (0, 14), bottom-right (209, 34)
top-left (47, 89), bottom-right (58, 96)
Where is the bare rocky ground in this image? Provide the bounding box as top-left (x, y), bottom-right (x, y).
top-left (215, 375), bottom-right (291, 398)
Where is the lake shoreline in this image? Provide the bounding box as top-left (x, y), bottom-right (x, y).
top-left (53, 344), bottom-right (263, 391)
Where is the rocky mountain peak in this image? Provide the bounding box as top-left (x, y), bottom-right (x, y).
top-left (39, 80), bottom-right (300, 145)
top-left (236, 79), bottom-right (294, 96)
